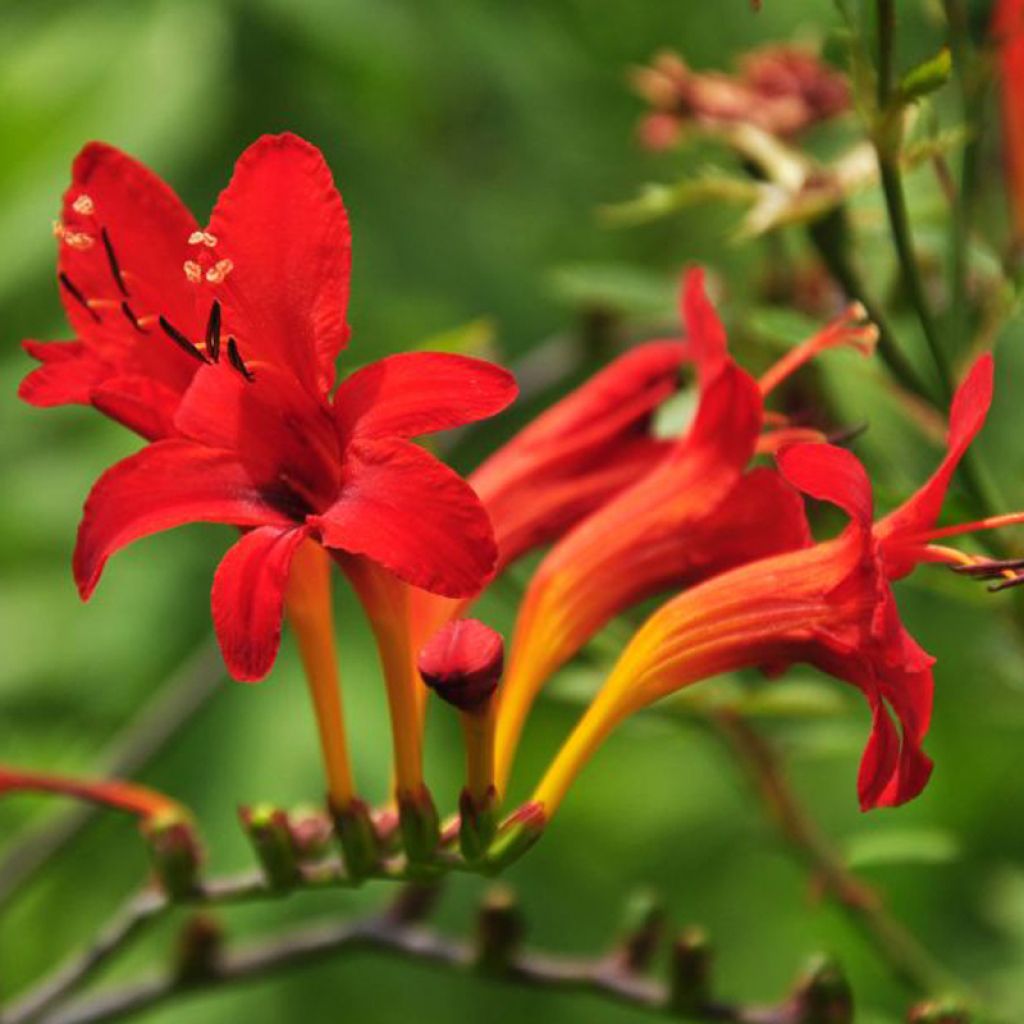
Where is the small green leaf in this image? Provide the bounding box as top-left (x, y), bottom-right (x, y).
top-left (844, 827), bottom-right (961, 870)
top-left (548, 263), bottom-right (677, 317)
top-left (898, 48), bottom-right (952, 104)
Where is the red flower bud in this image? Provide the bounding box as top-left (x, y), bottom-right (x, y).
top-left (418, 619), bottom-right (504, 713)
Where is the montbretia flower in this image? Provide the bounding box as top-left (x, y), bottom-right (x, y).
top-left (492, 269), bottom-right (874, 794)
top-left (632, 45), bottom-right (849, 151)
top-left (529, 356), bottom-right (1015, 818)
top-left (993, 0), bottom-right (1024, 244)
top-left (55, 135), bottom-right (516, 819)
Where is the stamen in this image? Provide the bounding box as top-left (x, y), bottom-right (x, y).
top-left (158, 316), bottom-right (209, 364)
top-left (63, 231), bottom-right (94, 251)
top-left (205, 300), bottom-right (221, 362)
top-left (183, 261), bottom-right (202, 283)
top-left (72, 194), bottom-right (95, 215)
top-left (188, 230), bottom-right (218, 247)
top-left (226, 337), bottom-right (254, 381)
top-left (100, 228), bottom-right (130, 298)
top-left (205, 258), bottom-right (234, 284)
top-left (58, 272), bottom-right (101, 323)
top-left (120, 301), bottom-right (148, 334)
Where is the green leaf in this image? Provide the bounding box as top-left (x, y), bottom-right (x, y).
top-left (548, 263), bottom-right (677, 318)
top-left (898, 48), bottom-right (952, 105)
top-left (844, 827), bottom-right (961, 870)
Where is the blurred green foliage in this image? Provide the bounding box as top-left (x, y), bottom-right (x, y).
top-left (3, 2), bottom-right (1024, 1022)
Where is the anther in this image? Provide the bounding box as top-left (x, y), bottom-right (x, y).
top-left (120, 301), bottom-right (148, 334)
top-left (101, 228), bottom-right (130, 298)
top-left (188, 230), bottom-right (218, 247)
top-left (58, 273), bottom-right (101, 323)
top-left (72, 194), bottom-right (95, 215)
top-left (158, 316), bottom-right (210, 365)
top-left (63, 231), bottom-right (94, 251)
top-left (183, 261), bottom-right (202, 283)
top-left (205, 259), bottom-right (233, 284)
top-left (205, 301), bottom-right (221, 362)
top-left (226, 337), bottom-right (254, 381)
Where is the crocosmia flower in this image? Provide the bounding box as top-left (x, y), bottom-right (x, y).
top-left (68, 134), bottom-right (518, 683)
top-left (528, 356), bottom-right (1008, 819)
top-left (492, 269), bottom-right (873, 793)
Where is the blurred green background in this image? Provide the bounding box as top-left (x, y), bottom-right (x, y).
top-left (3, 1), bottom-right (1024, 1022)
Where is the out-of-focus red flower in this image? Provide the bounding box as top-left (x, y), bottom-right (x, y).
top-left (632, 46), bottom-right (850, 151)
top-left (993, 0), bottom-right (1024, 243)
top-left (530, 356), bottom-right (1004, 819)
top-left (69, 134), bottom-right (517, 683)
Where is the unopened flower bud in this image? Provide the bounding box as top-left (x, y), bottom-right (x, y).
top-left (240, 804), bottom-right (298, 890)
top-left (474, 885), bottom-right (524, 974)
top-left (668, 927), bottom-right (712, 1015)
top-left (908, 1000), bottom-right (971, 1024)
top-left (141, 810), bottom-right (202, 900)
top-left (791, 955), bottom-right (853, 1024)
top-left (287, 806), bottom-right (333, 862)
top-left (418, 619), bottom-right (504, 714)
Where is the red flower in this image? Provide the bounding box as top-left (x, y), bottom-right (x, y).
top-left (493, 269), bottom-right (875, 793)
top-left (70, 134), bottom-right (517, 683)
top-left (994, 0), bottom-right (1024, 244)
top-left (529, 356), bottom-right (1002, 818)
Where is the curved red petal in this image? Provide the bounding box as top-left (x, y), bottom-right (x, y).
top-left (205, 133), bottom-right (351, 394)
top-left (681, 266), bottom-right (728, 383)
top-left (334, 352), bottom-right (518, 440)
top-left (19, 340), bottom-right (110, 408)
top-left (57, 142), bottom-right (202, 396)
top-left (875, 354), bottom-right (994, 575)
top-left (211, 525), bottom-right (310, 682)
top-left (74, 440), bottom-right (292, 599)
top-left (777, 443), bottom-right (874, 526)
top-left (310, 438), bottom-right (497, 597)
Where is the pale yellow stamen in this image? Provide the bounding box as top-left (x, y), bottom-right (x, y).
top-left (188, 230), bottom-right (218, 247)
top-left (72, 194), bottom-right (95, 215)
top-left (205, 258), bottom-right (234, 284)
top-left (183, 261), bottom-right (202, 283)
top-left (63, 231), bottom-right (94, 251)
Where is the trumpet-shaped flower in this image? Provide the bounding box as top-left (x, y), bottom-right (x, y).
top-left (530, 356), bottom-right (1009, 818)
top-left (493, 269), bottom-right (875, 793)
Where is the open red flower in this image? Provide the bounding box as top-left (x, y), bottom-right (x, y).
top-left (529, 355), bottom-right (1007, 818)
top-left (70, 134), bottom-right (517, 683)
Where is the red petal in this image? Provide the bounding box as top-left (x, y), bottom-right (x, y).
top-left (75, 440), bottom-right (292, 599)
top-left (310, 438), bottom-right (497, 596)
top-left (205, 134), bottom-right (351, 394)
top-left (57, 142), bottom-right (202, 393)
top-left (681, 267), bottom-right (728, 383)
top-left (777, 443), bottom-right (874, 527)
top-left (875, 354), bottom-right (994, 575)
top-left (92, 375), bottom-right (182, 441)
top-left (19, 339), bottom-right (110, 407)
top-left (334, 352), bottom-right (517, 440)
top-left (175, 362), bottom-right (340, 504)
top-left (211, 525), bottom-right (309, 681)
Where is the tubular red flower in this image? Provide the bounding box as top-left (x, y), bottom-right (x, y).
top-left (493, 270), bottom-right (811, 793)
top-left (69, 134), bottom-right (518, 683)
top-left (0, 766), bottom-right (182, 821)
top-left (531, 444), bottom-right (934, 819)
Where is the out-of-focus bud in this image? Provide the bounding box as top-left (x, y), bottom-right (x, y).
top-left (173, 914), bottom-right (223, 985)
top-left (790, 955), bottom-right (853, 1024)
top-left (418, 620), bottom-right (504, 714)
top-left (612, 889), bottom-right (666, 974)
top-left (331, 797), bottom-right (380, 881)
top-left (286, 806), bottom-right (333, 863)
top-left (240, 804), bottom-right (299, 890)
top-left (668, 927), bottom-right (712, 1015)
top-left (141, 809), bottom-right (203, 901)
top-left (907, 1000), bottom-right (972, 1024)
top-left (474, 885), bottom-right (525, 974)
top-left (397, 784), bottom-right (440, 864)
